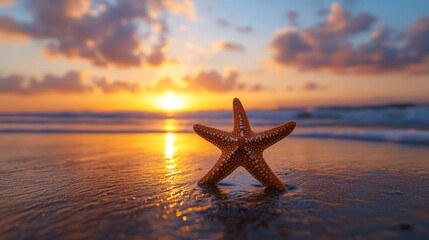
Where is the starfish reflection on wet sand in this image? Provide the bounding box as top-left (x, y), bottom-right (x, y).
top-left (194, 98), bottom-right (296, 191)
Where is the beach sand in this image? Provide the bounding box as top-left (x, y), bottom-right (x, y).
top-left (1, 133), bottom-right (428, 239)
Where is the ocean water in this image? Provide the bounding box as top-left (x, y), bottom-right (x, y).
top-left (1, 105), bottom-right (429, 239)
top-left (0, 133), bottom-right (428, 239)
top-left (1, 104), bottom-right (429, 145)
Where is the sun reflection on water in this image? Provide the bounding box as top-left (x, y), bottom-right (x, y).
top-left (159, 127), bottom-right (209, 227)
top-left (165, 133), bottom-right (176, 171)
top-left (164, 119), bottom-right (178, 132)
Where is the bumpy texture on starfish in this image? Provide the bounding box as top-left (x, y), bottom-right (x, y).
top-left (194, 98), bottom-right (296, 191)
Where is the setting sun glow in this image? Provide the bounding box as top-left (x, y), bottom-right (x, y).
top-left (158, 93), bottom-right (185, 111)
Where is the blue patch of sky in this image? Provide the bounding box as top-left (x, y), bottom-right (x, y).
top-left (0, 1), bottom-right (32, 21)
top-left (350, 0), bottom-right (429, 31)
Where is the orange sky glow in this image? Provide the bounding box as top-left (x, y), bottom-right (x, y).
top-left (0, 0), bottom-right (428, 112)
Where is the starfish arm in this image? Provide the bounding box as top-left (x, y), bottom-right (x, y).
top-left (242, 149), bottom-right (286, 191)
top-left (198, 147), bottom-right (239, 185)
top-left (193, 124), bottom-right (235, 149)
top-left (251, 121), bottom-right (296, 150)
top-left (194, 98), bottom-right (295, 191)
top-left (232, 98), bottom-right (252, 136)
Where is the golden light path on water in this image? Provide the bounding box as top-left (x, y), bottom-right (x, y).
top-left (164, 133), bottom-right (176, 171)
top-left (163, 119), bottom-right (178, 132)
top-left (161, 130), bottom-right (194, 225)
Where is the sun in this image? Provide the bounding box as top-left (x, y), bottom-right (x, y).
top-left (158, 93), bottom-right (185, 111)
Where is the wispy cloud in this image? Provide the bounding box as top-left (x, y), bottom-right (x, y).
top-left (215, 18), bottom-right (253, 34)
top-left (284, 82), bottom-right (327, 92)
top-left (235, 25), bottom-right (253, 34)
top-left (250, 83), bottom-right (263, 92)
top-left (213, 40), bottom-right (245, 52)
top-left (302, 81), bottom-right (328, 91)
top-left (93, 78), bottom-right (141, 94)
top-left (216, 18), bottom-right (230, 28)
top-left (285, 11), bottom-right (298, 26)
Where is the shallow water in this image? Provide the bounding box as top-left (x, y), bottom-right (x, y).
top-left (1, 134), bottom-right (428, 239)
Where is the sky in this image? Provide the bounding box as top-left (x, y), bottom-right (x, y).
top-left (0, 0), bottom-right (428, 112)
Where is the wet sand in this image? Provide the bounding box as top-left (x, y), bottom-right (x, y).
top-left (1, 133), bottom-right (428, 239)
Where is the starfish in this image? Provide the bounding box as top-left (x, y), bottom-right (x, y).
top-left (193, 98), bottom-right (296, 191)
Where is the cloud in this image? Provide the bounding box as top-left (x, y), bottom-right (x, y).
top-left (153, 70), bottom-right (251, 93)
top-left (216, 18), bottom-right (230, 28)
top-left (184, 70), bottom-right (240, 92)
top-left (93, 78), bottom-right (140, 94)
top-left (301, 81), bottom-right (327, 91)
top-left (0, 71), bottom-right (142, 95)
top-left (286, 11), bottom-right (298, 26)
top-left (0, 75), bottom-right (25, 93)
top-left (214, 40), bottom-right (245, 52)
top-left (269, 3), bottom-right (429, 74)
top-left (152, 0), bottom-right (196, 20)
top-left (0, 0), bottom-right (195, 68)
top-left (0, 69), bottom-right (254, 95)
top-left (408, 16), bottom-right (429, 57)
top-left (29, 72), bottom-right (93, 94)
top-left (216, 18), bottom-right (252, 34)
top-left (283, 82), bottom-right (327, 91)
top-left (0, 16), bottom-right (27, 40)
top-left (146, 35), bottom-right (169, 66)
top-left (250, 84), bottom-right (263, 91)
top-left (235, 25), bottom-right (253, 34)
top-left (0, 71), bottom-right (91, 95)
